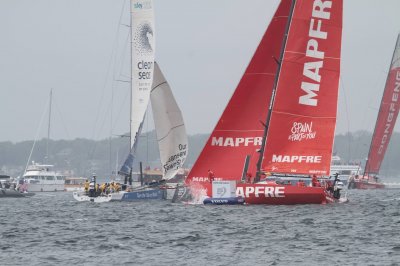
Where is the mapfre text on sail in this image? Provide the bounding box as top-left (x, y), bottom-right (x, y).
top-left (299, 0), bottom-right (332, 107)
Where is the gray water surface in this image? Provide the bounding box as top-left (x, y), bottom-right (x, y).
top-left (1, 189), bottom-right (400, 266)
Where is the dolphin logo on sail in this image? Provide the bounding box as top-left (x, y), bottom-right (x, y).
top-left (134, 22), bottom-right (154, 56)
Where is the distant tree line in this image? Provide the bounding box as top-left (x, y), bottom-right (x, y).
top-left (1, 130), bottom-right (399, 178)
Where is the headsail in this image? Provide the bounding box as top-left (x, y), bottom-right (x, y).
top-left (119, 0), bottom-right (155, 176)
top-left (364, 34), bottom-right (400, 175)
top-left (150, 62), bottom-right (188, 180)
top-left (186, 0), bottom-right (292, 183)
top-left (262, 0), bottom-right (343, 176)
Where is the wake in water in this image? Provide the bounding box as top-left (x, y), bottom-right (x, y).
top-left (383, 182), bottom-right (400, 189)
top-left (380, 197), bottom-right (400, 202)
top-left (172, 182), bottom-right (208, 205)
top-left (185, 182), bottom-right (208, 205)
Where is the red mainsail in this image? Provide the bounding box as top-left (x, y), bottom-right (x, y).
top-left (263, 0), bottom-right (343, 175)
top-left (186, 0), bottom-right (292, 183)
top-left (364, 34), bottom-right (400, 175)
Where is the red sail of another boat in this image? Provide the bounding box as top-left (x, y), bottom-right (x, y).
top-left (364, 34), bottom-right (400, 176)
top-left (348, 34), bottom-right (400, 189)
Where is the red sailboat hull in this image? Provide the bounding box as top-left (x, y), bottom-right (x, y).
top-left (237, 184), bottom-right (328, 205)
top-left (349, 177), bottom-right (385, 189)
top-left (191, 182), bottom-right (342, 205)
top-left (354, 182), bottom-right (385, 189)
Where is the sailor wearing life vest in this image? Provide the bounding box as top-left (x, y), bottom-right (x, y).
top-left (332, 173), bottom-right (343, 199)
top-left (84, 179), bottom-right (90, 194)
top-left (89, 174), bottom-right (96, 197)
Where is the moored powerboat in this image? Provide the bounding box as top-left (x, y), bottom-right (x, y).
top-left (22, 162), bottom-right (65, 192)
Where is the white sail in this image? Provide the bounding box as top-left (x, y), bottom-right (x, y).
top-left (130, 0), bottom-right (155, 150)
top-left (150, 62), bottom-right (188, 180)
top-left (120, 0), bottom-right (155, 175)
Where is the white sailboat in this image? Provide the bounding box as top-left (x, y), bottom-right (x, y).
top-left (74, 0), bottom-right (188, 202)
top-left (115, 62), bottom-right (188, 201)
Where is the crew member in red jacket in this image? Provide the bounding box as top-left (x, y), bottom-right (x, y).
top-left (208, 169), bottom-right (215, 183)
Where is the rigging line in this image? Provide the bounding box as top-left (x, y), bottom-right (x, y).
top-left (112, 88), bottom-right (130, 132)
top-left (24, 95), bottom-right (51, 174)
top-left (108, 29), bottom-right (131, 177)
top-left (88, 0), bottom-right (127, 165)
top-left (53, 97), bottom-right (71, 139)
top-left (339, 76), bottom-right (351, 161)
top-left (353, 69), bottom-right (387, 161)
top-left (90, 0), bottom-right (127, 141)
top-left (112, 31), bottom-right (131, 131)
top-left (107, 30), bottom-right (130, 175)
top-left (110, 14), bottom-right (130, 133)
top-left (146, 107), bottom-right (149, 167)
top-left (88, 90), bottom-right (117, 165)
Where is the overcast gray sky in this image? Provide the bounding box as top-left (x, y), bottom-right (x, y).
top-left (1, 0), bottom-right (400, 143)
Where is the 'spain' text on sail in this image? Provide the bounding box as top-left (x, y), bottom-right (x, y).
top-left (299, 0), bottom-right (332, 106)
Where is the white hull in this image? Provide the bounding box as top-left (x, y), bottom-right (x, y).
top-left (166, 187), bottom-right (176, 200)
top-left (110, 191), bottom-right (126, 201)
top-left (27, 183), bottom-right (64, 192)
top-left (65, 186), bottom-right (84, 192)
top-left (73, 192), bottom-right (112, 203)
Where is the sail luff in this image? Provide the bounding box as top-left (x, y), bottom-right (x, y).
top-left (364, 33), bottom-right (400, 175)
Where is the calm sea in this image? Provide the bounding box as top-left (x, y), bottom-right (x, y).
top-left (1, 188), bottom-right (400, 266)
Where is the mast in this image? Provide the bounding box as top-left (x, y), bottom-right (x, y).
top-left (46, 88), bottom-right (53, 163)
top-left (129, 0), bottom-right (133, 150)
top-left (363, 33), bottom-right (400, 176)
top-left (255, 0), bottom-right (296, 181)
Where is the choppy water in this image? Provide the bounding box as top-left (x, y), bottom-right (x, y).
top-left (1, 189), bottom-right (400, 266)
